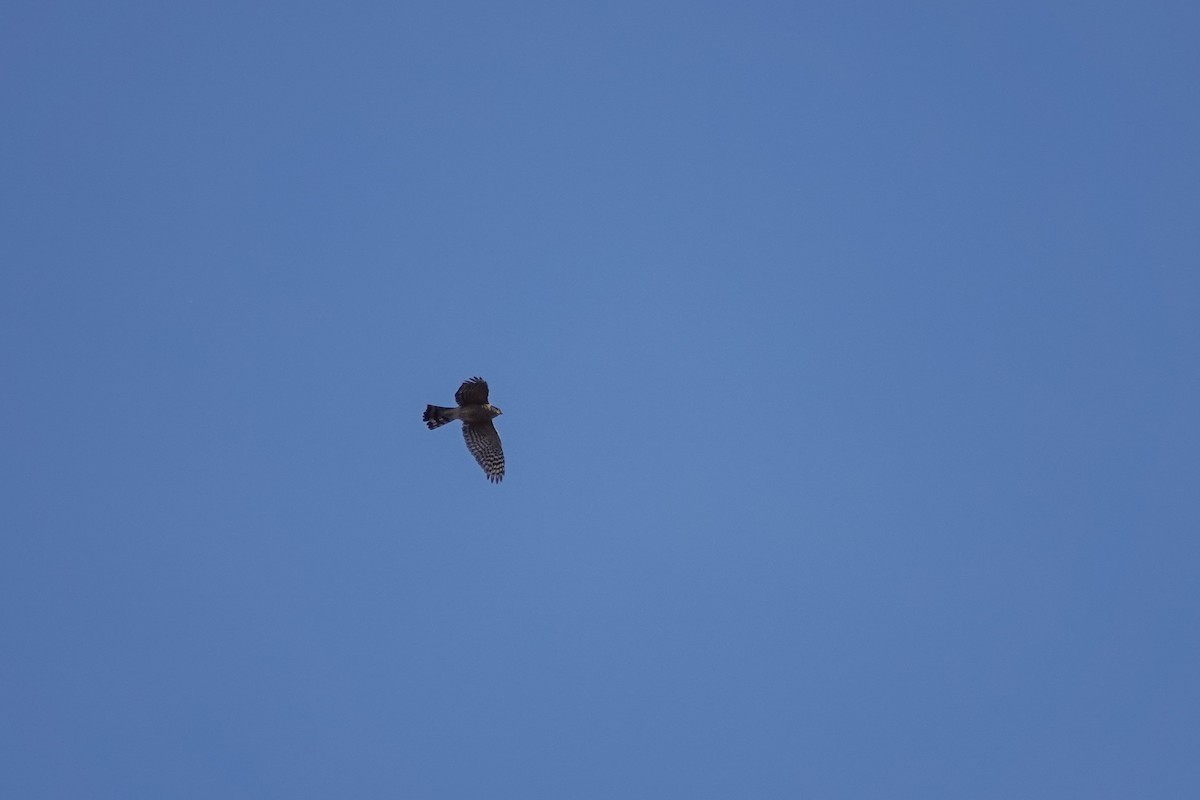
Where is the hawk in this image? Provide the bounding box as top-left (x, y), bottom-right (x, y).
top-left (423, 377), bottom-right (505, 483)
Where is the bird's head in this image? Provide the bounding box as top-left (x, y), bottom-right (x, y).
top-left (486, 404), bottom-right (503, 417)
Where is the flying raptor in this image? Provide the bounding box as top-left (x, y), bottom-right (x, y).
top-left (423, 377), bottom-right (505, 483)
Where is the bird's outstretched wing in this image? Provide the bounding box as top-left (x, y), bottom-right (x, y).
top-left (455, 377), bottom-right (490, 406)
top-left (462, 420), bottom-right (505, 483)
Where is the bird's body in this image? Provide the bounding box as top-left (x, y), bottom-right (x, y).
top-left (423, 377), bottom-right (505, 483)
top-left (423, 404), bottom-right (498, 426)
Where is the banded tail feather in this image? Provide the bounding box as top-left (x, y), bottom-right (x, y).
top-left (423, 405), bottom-right (456, 430)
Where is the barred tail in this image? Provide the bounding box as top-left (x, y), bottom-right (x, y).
top-left (423, 405), bottom-right (456, 430)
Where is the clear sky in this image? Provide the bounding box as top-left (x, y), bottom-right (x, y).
top-left (3, 2), bottom-right (1198, 798)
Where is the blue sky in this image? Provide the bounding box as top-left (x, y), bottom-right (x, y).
top-left (3, 1), bottom-right (1198, 797)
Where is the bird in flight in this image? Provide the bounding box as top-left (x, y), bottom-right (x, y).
top-left (423, 377), bottom-right (505, 483)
